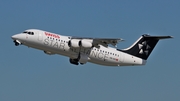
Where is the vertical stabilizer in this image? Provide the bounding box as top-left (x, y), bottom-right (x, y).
top-left (120, 34), bottom-right (172, 60)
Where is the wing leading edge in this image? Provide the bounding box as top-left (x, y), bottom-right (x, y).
top-left (71, 36), bottom-right (124, 47)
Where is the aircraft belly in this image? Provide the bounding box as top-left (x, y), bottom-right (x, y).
top-left (88, 55), bottom-right (119, 66)
top-left (88, 59), bottom-right (118, 66)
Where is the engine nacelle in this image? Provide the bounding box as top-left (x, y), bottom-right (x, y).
top-left (79, 39), bottom-right (93, 48)
top-left (68, 39), bottom-right (80, 48)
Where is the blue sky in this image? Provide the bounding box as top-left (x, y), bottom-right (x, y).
top-left (0, 0), bottom-right (180, 101)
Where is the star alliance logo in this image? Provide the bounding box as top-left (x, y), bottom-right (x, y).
top-left (138, 41), bottom-right (151, 55)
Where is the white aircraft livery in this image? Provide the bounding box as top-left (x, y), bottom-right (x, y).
top-left (11, 29), bottom-right (172, 66)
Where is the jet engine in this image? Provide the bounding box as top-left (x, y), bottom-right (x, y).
top-left (79, 39), bottom-right (93, 48)
top-left (68, 39), bottom-right (93, 48)
top-left (68, 39), bottom-right (80, 48)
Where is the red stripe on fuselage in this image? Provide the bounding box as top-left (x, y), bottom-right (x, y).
top-left (44, 32), bottom-right (60, 39)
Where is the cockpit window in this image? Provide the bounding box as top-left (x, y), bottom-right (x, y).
top-left (28, 32), bottom-right (34, 35)
top-left (23, 31), bottom-right (34, 35)
top-left (23, 31), bottom-right (28, 33)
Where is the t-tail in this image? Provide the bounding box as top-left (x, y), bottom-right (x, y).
top-left (120, 34), bottom-right (173, 60)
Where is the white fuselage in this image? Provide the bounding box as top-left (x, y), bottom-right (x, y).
top-left (12, 29), bottom-right (146, 66)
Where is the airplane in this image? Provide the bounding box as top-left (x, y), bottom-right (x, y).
top-left (11, 29), bottom-right (172, 66)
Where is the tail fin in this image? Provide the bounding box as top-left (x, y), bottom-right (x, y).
top-left (120, 34), bottom-right (172, 60)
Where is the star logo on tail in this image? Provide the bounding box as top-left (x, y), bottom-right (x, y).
top-left (138, 41), bottom-right (151, 56)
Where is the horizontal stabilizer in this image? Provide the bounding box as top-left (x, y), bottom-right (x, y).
top-left (143, 35), bottom-right (173, 39)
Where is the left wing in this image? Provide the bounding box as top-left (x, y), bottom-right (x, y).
top-left (93, 38), bottom-right (124, 47)
top-left (71, 36), bottom-right (124, 47)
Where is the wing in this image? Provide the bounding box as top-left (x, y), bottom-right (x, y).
top-left (71, 36), bottom-right (124, 47)
top-left (93, 38), bottom-right (124, 47)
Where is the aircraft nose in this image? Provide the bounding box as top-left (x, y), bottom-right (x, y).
top-left (11, 34), bottom-right (18, 39)
top-left (11, 34), bottom-right (22, 40)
